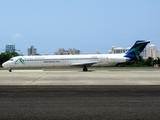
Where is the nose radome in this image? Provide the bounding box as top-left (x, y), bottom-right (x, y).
top-left (2, 62), bottom-right (7, 68)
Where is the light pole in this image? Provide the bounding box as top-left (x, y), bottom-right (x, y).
top-left (15, 49), bottom-right (22, 55)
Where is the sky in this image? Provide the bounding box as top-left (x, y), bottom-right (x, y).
top-left (0, 0), bottom-right (160, 55)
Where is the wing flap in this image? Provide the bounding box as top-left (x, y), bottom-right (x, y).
top-left (70, 61), bottom-right (101, 66)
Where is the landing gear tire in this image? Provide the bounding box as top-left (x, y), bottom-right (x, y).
top-left (83, 66), bottom-right (88, 72)
top-left (9, 68), bottom-right (12, 72)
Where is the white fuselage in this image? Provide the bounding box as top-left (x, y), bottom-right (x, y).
top-left (2, 54), bottom-right (130, 69)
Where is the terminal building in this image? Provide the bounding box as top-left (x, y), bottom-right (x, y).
top-left (28, 45), bottom-right (37, 55)
top-left (108, 44), bottom-right (160, 59)
top-left (5, 44), bottom-right (15, 52)
top-left (54, 48), bottom-right (80, 55)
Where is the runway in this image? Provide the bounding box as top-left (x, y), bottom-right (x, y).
top-left (0, 69), bottom-right (160, 85)
top-left (0, 69), bottom-right (160, 119)
top-left (0, 86), bottom-right (160, 120)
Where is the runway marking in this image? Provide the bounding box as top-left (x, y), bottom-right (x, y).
top-left (28, 72), bottom-right (50, 85)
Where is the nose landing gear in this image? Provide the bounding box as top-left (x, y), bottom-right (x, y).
top-left (9, 68), bottom-right (12, 72)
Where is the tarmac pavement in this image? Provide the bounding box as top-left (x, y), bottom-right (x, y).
top-left (0, 69), bottom-right (160, 85)
top-left (0, 86), bottom-right (160, 120)
top-left (0, 69), bottom-right (160, 119)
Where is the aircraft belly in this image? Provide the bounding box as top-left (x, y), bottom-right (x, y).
top-left (92, 62), bottom-right (117, 67)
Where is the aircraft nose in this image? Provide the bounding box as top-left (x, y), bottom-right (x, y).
top-left (2, 62), bottom-right (8, 68)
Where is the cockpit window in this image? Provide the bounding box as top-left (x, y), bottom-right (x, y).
top-left (9, 59), bottom-right (13, 61)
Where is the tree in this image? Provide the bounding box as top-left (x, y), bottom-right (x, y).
top-left (0, 52), bottom-right (19, 67)
top-left (145, 57), bottom-right (153, 66)
top-left (117, 57), bottom-right (157, 67)
top-left (158, 57), bottom-right (160, 65)
top-left (153, 57), bottom-right (160, 66)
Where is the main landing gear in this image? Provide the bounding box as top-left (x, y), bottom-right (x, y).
top-left (83, 65), bottom-right (88, 71)
top-left (9, 68), bottom-right (12, 72)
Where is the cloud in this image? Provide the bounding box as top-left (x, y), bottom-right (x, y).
top-left (10, 33), bottom-right (21, 39)
top-left (13, 33), bottom-right (21, 39)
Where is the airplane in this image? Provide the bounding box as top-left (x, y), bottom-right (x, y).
top-left (2, 40), bottom-right (150, 72)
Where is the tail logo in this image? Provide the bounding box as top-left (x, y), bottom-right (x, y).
top-left (125, 40), bottom-right (150, 60)
top-left (135, 43), bottom-right (147, 60)
top-left (127, 43), bottom-right (146, 60)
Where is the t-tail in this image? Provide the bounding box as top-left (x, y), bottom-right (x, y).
top-left (124, 40), bottom-right (150, 60)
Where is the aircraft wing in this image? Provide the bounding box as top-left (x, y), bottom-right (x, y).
top-left (70, 61), bottom-right (101, 66)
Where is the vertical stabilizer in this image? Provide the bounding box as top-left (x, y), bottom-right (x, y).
top-left (124, 40), bottom-right (150, 60)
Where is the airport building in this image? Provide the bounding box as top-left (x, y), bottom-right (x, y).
top-left (28, 45), bottom-right (37, 55)
top-left (5, 44), bottom-right (15, 52)
top-left (108, 44), bottom-right (160, 59)
top-left (54, 48), bottom-right (80, 55)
